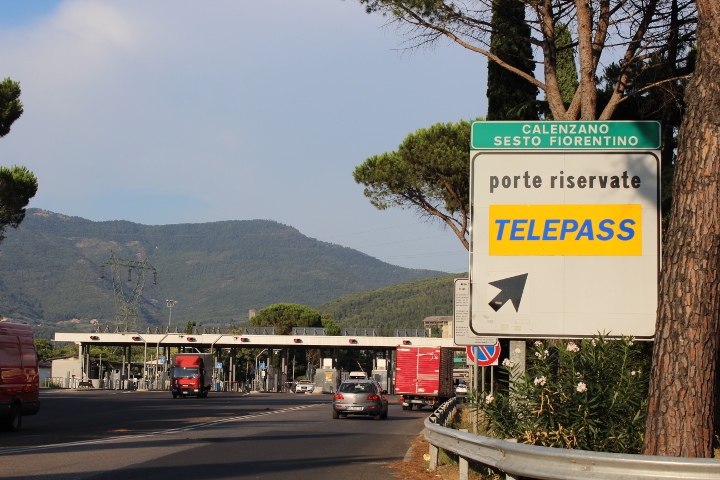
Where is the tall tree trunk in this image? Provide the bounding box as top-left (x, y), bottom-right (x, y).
top-left (575, 0), bottom-right (597, 119)
top-left (643, 0), bottom-right (720, 458)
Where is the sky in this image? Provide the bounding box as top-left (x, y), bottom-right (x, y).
top-left (0, 0), bottom-right (488, 273)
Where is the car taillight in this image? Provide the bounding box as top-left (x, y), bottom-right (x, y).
top-left (333, 393), bottom-right (344, 400)
top-left (366, 395), bottom-right (379, 401)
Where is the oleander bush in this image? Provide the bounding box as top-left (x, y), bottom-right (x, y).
top-left (470, 334), bottom-right (651, 454)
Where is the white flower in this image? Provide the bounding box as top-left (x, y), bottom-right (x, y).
top-left (576, 382), bottom-right (588, 393)
top-left (502, 358), bottom-right (515, 367)
top-left (534, 341), bottom-right (543, 347)
top-left (566, 342), bottom-right (580, 352)
top-left (631, 371), bottom-right (637, 376)
top-left (533, 376), bottom-right (547, 386)
top-left (534, 350), bottom-right (549, 360)
top-left (485, 394), bottom-right (494, 404)
top-left (591, 339), bottom-right (597, 346)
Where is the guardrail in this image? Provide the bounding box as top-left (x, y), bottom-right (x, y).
top-left (424, 398), bottom-right (720, 480)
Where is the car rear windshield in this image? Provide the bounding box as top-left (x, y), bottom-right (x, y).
top-left (339, 382), bottom-right (376, 394)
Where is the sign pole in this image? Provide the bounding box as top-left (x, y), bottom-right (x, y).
top-left (474, 353), bottom-right (479, 434)
top-left (490, 365), bottom-right (494, 396)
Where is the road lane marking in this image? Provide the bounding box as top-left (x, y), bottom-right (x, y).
top-left (0, 403), bottom-right (325, 455)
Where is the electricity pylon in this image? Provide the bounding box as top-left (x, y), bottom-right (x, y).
top-left (101, 250), bottom-right (157, 331)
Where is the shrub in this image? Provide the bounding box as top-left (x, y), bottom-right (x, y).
top-left (471, 334), bottom-right (650, 453)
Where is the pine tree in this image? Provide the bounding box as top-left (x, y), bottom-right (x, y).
top-left (486, 0), bottom-right (538, 120)
top-left (555, 24), bottom-right (578, 106)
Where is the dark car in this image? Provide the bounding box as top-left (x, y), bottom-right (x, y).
top-left (332, 379), bottom-right (388, 420)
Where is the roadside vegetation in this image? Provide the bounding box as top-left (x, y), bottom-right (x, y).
top-left (471, 335), bottom-right (651, 453)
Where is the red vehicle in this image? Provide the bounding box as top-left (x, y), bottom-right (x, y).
top-left (395, 346), bottom-right (454, 410)
top-left (171, 353), bottom-right (214, 398)
top-left (0, 322), bottom-right (40, 431)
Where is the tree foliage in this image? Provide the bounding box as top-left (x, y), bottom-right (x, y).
top-left (487, 0), bottom-right (538, 120)
top-left (554, 24), bottom-right (578, 106)
top-left (359, 0), bottom-right (696, 120)
top-left (321, 315), bottom-right (342, 336)
top-left (0, 165), bottom-right (38, 244)
top-left (0, 77), bottom-right (23, 138)
top-left (0, 78), bottom-right (37, 246)
top-left (248, 303), bottom-right (323, 335)
top-left (35, 339), bottom-right (54, 362)
top-left (353, 120), bottom-right (473, 249)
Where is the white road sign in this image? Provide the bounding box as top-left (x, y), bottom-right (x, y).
top-left (454, 278), bottom-right (497, 346)
top-left (466, 121), bottom-right (660, 340)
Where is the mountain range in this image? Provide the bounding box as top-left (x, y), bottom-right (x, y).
top-left (0, 209), bottom-right (451, 339)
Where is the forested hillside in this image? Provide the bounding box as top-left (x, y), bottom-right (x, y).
top-left (316, 273), bottom-right (466, 335)
top-left (0, 210), bottom-right (446, 338)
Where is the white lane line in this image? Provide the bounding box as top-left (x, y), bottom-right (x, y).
top-left (0, 403), bottom-right (324, 455)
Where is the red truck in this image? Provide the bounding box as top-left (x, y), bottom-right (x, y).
top-left (171, 353), bottom-right (214, 398)
top-left (0, 322), bottom-right (40, 431)
top-left (395, 346), bottom-right (455, 410)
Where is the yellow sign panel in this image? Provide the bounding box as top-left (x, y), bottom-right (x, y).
top-left (489, 204), bottom-right (642, 256)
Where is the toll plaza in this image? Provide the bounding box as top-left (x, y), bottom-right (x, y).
top-left (53, 327), bottom-right (459, 393)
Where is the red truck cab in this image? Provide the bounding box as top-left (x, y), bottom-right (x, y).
top-left (171, 353), bottom-right (213, 398)
top-left (0, 322), bottom-right (40, 431)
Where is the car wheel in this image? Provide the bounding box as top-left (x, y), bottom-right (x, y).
top-left (332, 410), bottom-right (340, 419)
top-left (3, 403), bottom-right (22, 432)
top-left (373, 413), bottom-right (382, 421)
top-left (172, 393), bottom-right (177, 398)
top-left (381, 410), bottom-right (388, 420)
top-left (401, 405), bottom-right (408, 411)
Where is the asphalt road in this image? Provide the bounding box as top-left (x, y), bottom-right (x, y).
top-left (0, 389), bottom-right (428, 479)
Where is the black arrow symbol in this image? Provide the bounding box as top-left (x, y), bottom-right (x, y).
top-left (488, 274), bottom-right (528, 312)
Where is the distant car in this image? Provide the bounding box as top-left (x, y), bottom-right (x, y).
top-left (332, 379), bottom-right (388, 420)
top-left (455, 383), bottom-right (468, 395)
top-left (295, 380), bottom-right (315, 393)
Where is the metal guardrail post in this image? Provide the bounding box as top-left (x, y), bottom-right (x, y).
top-left (459, 429), bottom-right (469, 480)
top-left (459, 456), bottom-right (468, 480)
top-left (428, 443), bottom-right (438, 470)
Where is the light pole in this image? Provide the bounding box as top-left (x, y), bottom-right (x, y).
top-left (255, 349), bottom-right (267, 392)
top-left (166, 300), bottom-right (176, 328)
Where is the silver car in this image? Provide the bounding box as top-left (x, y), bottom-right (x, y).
top-left (332, 379), bottom-right (388, 420)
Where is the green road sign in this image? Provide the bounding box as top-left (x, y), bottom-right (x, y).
top-left (471, 121), bottom-right (661, 150)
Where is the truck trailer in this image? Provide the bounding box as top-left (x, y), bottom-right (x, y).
top-left (171, 353), bottom-right (214, 398)
top-left (395, 346), bottom-right (454, 410)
